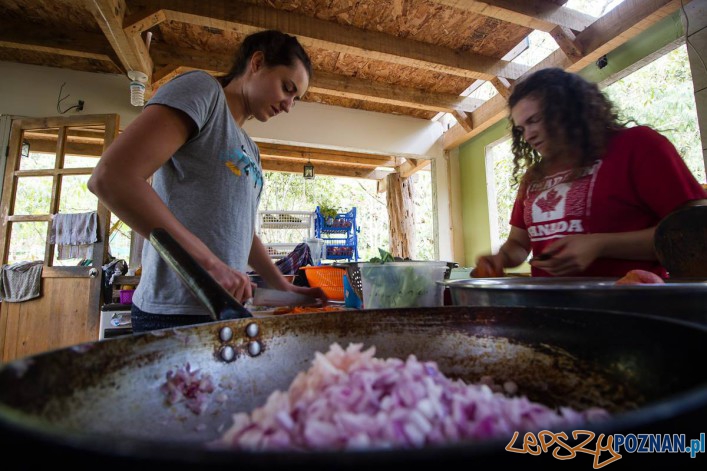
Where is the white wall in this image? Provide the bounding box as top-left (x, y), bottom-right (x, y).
top-left (0, 61), bottom-right (140, 124)
top-left (243, 101), bottom-right (445, 158)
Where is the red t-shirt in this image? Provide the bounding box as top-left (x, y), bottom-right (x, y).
top-left (509, 126), bottom-right (706, 277)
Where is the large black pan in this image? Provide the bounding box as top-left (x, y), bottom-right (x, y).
top-left (2, 230), bottom-right (705, 468)
top-left (1, 306), bottom-right (707, 469)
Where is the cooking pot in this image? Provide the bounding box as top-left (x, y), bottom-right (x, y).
top-left (1, 306), bottom-right (706, 469)
top-left (443, 277), bottom-right (707, 326)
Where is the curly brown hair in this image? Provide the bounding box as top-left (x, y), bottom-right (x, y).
top-left (507, 68), bottom-right (627, 186)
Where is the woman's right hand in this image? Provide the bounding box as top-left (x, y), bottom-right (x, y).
top-left (206, 258), bottom-right (255, 303)
top-left (471, 254), bottom-right (505, 278)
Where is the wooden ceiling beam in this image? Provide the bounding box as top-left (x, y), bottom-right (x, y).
top-left (398, 159), bottom-right (431, 179)
top-left (550, 25), bottom-right (584, 63)
top-left (0, 25), bottom-right (114, 62)
top-left (89, 0), bottom-right (153, 78)
top-left (442, 0), bottom-right (684, 149)
top-left (430, 0), bottom-right (596, 32)
top-left (124, 0), bottom-right (528, 81)
top-left (150, 47), bottom-right (484, 114)
top-left (309, 70), bottom-right (484, 114)
top-left (256, 142), bottom-right (399, 168)
top-left (261, 158), bottom-right (392, 180)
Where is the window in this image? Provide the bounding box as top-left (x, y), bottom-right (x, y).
top-left (604, 45), bottom-right (705, 182)
top-left (485, 137), bottom-right (514, 253)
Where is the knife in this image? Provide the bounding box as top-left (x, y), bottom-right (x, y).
top-left (252, 287), bottom-right (320, 307)
top-left (149, 228), bottom-right (252, 320)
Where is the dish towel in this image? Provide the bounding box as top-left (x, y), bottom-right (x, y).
top-left (0, 260), bottom-right (43, 302)
top-left (49, 212), bottom-right (99, 260)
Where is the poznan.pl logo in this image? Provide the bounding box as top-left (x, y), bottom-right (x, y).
top-left (505, 430), bottom-right (705, 468)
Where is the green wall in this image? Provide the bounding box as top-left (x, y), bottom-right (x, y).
top-left (458, 119), bottom-right (508, 265)
top-left (457, 10), bottom-right (686, 266)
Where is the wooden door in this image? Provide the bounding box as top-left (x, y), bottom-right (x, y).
top-left (0, 114), bottom-right (119, 362)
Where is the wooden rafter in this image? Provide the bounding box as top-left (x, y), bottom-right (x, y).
top-left (89, 0), bottom-right (153, 77)
top-left (256, 141), bottom-right (399, 169)
top-left (442, 0), bottom-right (685, 149)
top-left (261, 157), bottom-right (392, 180)
top-left (308, 71), bottom-right (484, 114)
top-left (550, 25), bottom-right (584, 62)
top-left (429, 0), bottom-right (596, 32)
top-left (0, 26), bottom-right (114, 62)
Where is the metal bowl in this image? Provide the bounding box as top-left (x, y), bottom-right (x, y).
top-left (441, 277), bottom-right (707, 326)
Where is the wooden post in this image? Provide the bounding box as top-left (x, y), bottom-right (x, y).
top-left (386, 172), bottom-right (416, 259)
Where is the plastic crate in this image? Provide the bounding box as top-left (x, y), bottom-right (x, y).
top-left (119, 289), bottom-right (135, 304)
top-left (301, 266), bottom-right (346, 301)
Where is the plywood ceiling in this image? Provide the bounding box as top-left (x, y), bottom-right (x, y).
top-left (0, 0), bottom-right (689, 182)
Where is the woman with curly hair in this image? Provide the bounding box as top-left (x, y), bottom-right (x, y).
top-left (475, 67), bottom-right (705, 277)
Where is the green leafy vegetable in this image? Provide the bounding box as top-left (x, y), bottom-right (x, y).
top-left (361, 262), bottom-right (445, 308)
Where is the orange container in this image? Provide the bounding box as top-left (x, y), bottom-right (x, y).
top-left (301, 266), bottom-right (346, 301)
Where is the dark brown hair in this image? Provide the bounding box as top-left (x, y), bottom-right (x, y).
top-left (219, 30), bottom-right (312, 86)
top-left (508, 67), bottom-right (627, 185)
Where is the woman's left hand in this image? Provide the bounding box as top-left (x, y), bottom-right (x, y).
top-left (530, 234), bottom-right (603, 276)
top-left (286, 283), bottom-right (328, 304)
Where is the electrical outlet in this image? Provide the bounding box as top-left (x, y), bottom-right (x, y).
top-left (77, 100), bottom-right (84, 111)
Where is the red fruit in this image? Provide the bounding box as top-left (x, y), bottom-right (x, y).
top-left (615, 269), bottom-right (664, 285)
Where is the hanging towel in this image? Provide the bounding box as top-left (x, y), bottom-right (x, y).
top-left (0, 260), bottom-right (43, 302)
top-left (50, 212), bottom-right (99, 260)
top-left (50, 211), bottom-right (99, 245)
top-left (57, 244), bottom-right (93, 260)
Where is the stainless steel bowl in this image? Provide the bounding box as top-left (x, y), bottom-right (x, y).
top-left (441, 277), bottom-right (707, 326)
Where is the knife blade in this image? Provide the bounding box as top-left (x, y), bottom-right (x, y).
top-left (252, 288), bottom-right (320, 307)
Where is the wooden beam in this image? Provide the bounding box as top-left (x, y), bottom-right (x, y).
top-left (261, 158), bottom-right (391, 180)
top-left (452, 110), bottom-right (474, 132)
top-left (442, 0), bottom-right (684, 149)
top-left (0, 25), bottom-right (114, 62)
top-left (89, 0), bottom-right (153, 77)
top-left (149, 45), bottom-right (230, 79)
top-left (575, 0), bottom-right (681, 59)
top-left (256, 141), bottom-right (398, 168)
top-left (398, 159), bottom-right (431, 179)
top-left (127, 0), bottom-right (528, 81)
top-left (309, 70), bottom-right (484, 114)
top-left (550, 25), bottom-right (584, 62)
top-left (489, 77), bottom-right (513, 100)
top-left (430, 0), bottom-right (596, 32)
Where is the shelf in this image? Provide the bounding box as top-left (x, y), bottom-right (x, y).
top-left (256, 211), bottom-right (315, 260)
top-left (260, 221), bottom-right (311, 229)
top-left (315, 207), bottom-right (359, 262)
top-left (114, 275), bottom-right (140, 285)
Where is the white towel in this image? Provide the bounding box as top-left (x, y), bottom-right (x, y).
top-left (57, 244), bottom-right (93, 260)
top-left (50, 212), bottom-right (99, 245)
top-left (0, 260), bottom-right (43, 302)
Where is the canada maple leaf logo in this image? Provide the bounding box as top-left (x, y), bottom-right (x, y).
top-left (536, 189), bottom-right (563, 213)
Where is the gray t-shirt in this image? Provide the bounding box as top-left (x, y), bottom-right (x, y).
top-left (132, 70), bottom-right (263, 316)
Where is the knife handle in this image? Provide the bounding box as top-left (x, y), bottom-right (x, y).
top-left (149, 228), bottom-right (252, 320)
